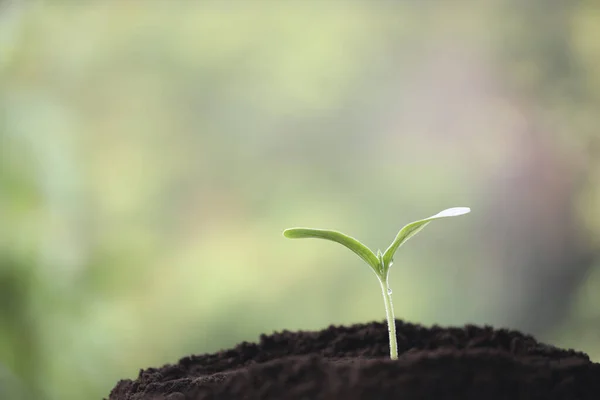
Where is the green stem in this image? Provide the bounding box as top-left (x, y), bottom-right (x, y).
top-left (379, 278), bottom-right (398, 359)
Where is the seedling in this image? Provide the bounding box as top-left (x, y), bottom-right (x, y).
top-left (283, 207), bottom-right (470, 359)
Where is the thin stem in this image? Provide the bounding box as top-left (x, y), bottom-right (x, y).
top-left (379, 278), bottom-right (398, 359)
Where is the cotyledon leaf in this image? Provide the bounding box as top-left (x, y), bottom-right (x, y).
top-left (382, 207), bottom-right (471, 272)
top-left (283, 228), bottom-right (381, 274)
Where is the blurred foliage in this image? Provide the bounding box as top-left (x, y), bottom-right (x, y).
top-left (1, 1), bottom-right (600, 399)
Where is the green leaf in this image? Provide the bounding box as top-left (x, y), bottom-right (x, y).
top-left (283, 228), bottom-right (381, 274)
top-left (382, 207), bottom-right (471, 271)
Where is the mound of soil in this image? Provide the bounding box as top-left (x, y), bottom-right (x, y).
top-left (108, 320), bottom-right (600, 400)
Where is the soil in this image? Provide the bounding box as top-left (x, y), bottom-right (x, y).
top-left (108, 319), bottom-right (600, 400)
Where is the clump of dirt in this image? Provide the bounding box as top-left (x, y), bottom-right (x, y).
top-left (108, 320), bottom-right (600, 400)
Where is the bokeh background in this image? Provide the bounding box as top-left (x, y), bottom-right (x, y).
top-left (1, 0), bottom-right (600, 399)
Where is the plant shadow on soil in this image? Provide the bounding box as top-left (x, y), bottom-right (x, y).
top-left (108, 320), bottom-right (600, 400)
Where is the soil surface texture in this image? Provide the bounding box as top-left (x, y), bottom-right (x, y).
top-left (108, 320), bottom-right (600, 400)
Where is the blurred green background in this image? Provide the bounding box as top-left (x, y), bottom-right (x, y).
top-left (1, 0), bottom-right (600, 399)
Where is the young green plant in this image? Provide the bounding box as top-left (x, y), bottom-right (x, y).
top-left (283, 207), bottom-right (470, 360)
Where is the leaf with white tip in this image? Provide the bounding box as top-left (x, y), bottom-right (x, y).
top-left (382, 207), bottom-right (471, 271)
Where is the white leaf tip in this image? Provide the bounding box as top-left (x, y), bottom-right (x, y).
top-left (433, 207), bottom-right (471, 218)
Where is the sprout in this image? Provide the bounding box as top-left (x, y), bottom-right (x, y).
top-left (283, 207), bottom-right (471, 359)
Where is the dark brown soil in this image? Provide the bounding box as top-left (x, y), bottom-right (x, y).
top-left (108, 320), bottom-right (600, 400)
